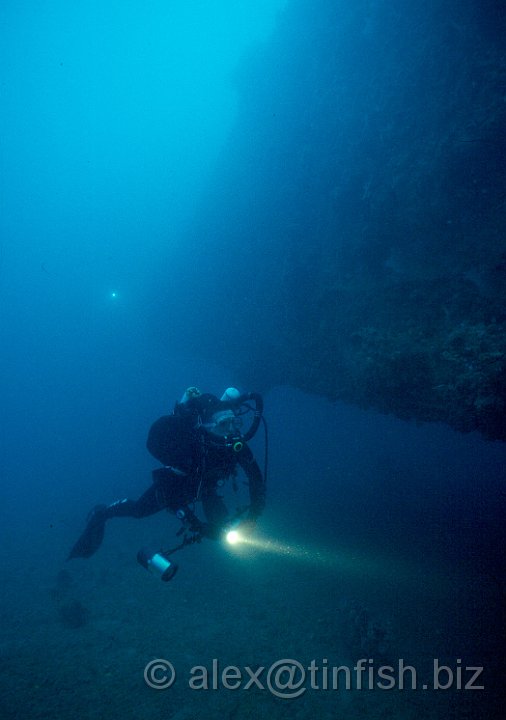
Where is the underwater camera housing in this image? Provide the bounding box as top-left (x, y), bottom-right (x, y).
top-left (137, 547), bottom-right (178, 582)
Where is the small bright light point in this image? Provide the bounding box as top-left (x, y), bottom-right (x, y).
top-left (226, 530), bottom-right (240, 545)
top-left (110, 291), bottom-right (117, 299)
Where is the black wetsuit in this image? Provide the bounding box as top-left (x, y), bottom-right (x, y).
top-left (68, 413), bottom-right (265, 559)
top-left (104, 439), bottom-right (264, 526)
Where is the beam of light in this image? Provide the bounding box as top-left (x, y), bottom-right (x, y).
top-left (231, 533), bottom-right (343, 568)
top-left (225, 531), bottom-right (442, 590)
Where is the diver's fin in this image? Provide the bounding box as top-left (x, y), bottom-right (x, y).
top-left (67, 506), bottom-right (107, 560)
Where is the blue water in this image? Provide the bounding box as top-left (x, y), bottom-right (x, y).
top-left (1, 2), bottom-right (504, 719)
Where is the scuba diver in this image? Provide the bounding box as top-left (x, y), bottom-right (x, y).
top-left (68, 387), bottom-right (266, 580)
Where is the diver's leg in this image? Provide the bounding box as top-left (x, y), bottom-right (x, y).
top-left (103, 483), bottom-right (165, 519)
top-left (68, 471), bottom-right (195, 559)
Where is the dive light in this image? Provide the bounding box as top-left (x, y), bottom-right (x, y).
top-left (224, 517), bottom-right (245, 546)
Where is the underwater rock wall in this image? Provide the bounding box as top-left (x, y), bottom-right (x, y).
top-left (183, 0), bottom-right (506, 440)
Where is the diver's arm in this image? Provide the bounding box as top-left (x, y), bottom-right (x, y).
top-left (237, 444), bottom-right (265, 520)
